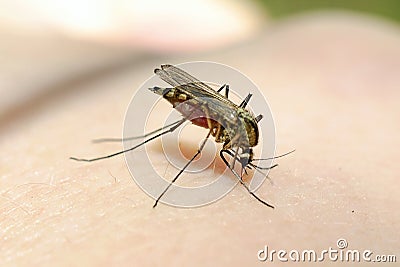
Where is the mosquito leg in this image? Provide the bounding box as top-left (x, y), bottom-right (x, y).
top-left (222, 150), bottom-right (278, 184)
top-left (249, 150), bottom-right (296, 169)
top-left (220, 149), bottom-right (249, 176)
top-left (224, 85), bottom-right (230, 98)
top-left (222, 149), bottom-right (240, 161)
top-left (249, 163), bottom-right (278, 170)
top-left (92, 119), bottom-right (183, 143)
top-left (255, 114), bottom-right (263, 123)
top-left (70, 118), bottom-right (186, 162)
top-left (214, 124), bottom-right (222, 142)
top-left (239, 93), bottom-right (252, 108)
top-left (153, 130), bottom-right (212, 208)
top-left (217, 84), bottom-right (229, 98)
top-left (220, 149), bottom-right (274, 208)
top-left (203, 108), bottom-right (213, 130)
top-left (217, 84), bottom-right (225, 92)
top-left (231, 147), bottom-right (239, 172)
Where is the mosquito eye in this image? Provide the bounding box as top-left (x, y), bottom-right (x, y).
top-left (240, 157), bottom-right (249, 167)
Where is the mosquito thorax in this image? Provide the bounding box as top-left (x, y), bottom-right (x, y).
top-left (237, 108), bottom-right (260, 148)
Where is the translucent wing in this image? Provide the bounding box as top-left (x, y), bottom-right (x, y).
top-left (155, 64), bottom-right (212, 91)
top-left (154, 64), bottom-right (237, 107)
top-left (153, 64), bottom-right (258, 144)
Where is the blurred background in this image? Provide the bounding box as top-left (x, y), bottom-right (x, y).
top-left (1, 0), bottom-right (399, 124)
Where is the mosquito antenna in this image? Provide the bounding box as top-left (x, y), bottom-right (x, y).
top-left (252, 149), bottom-right (296, 161)
top-left (249, 163), bottom-right (278, 170)
top-left (220, 150), bottom-right (274, 208)
top-left (70, 118), bottom-right (186, 162)
top-left (92, 119), bottom-right (183, 143)
top-left (153, 130), bottom-right (211, 208)
top-left (231, 147), bottom-right (239, 170)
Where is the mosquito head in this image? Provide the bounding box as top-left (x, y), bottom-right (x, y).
top-left (239, 147), bottom-right (254, 168)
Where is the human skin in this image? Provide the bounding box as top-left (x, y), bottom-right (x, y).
top-left (1, 13), bottom-right (399, 266)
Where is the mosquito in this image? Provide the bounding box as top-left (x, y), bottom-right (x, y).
top-left (70, 64), bottom-right (294, 208)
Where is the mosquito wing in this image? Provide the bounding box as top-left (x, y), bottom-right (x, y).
top-left (154, 64), bottom-right (238, 107)
top-left (154, 64), bottom-right (256, 139)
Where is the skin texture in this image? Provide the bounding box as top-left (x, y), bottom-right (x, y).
top-left (1, 13), bottom-right (400, 266)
